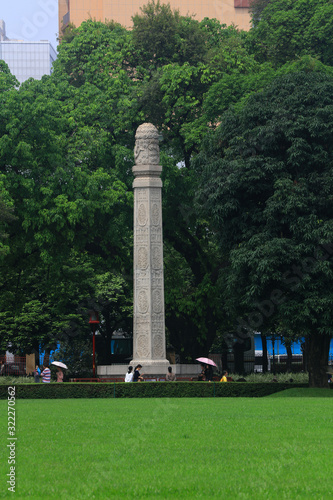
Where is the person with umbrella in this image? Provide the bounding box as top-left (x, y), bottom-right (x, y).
top-left (205, 364), bottom-right (213, 382)
top-left (51, 361), bottom-right (68, 382)
top-left (56, 368), bottom-right (63, 383)
top-left (196, 357), bottom-right (217, 381)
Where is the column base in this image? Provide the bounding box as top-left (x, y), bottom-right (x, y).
top-left (130, 359), bottom-right (170, 377)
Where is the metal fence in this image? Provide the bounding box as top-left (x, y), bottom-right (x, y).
top-left (0, 355), bottom-right (26, 376)
top-left (254, 354), bottom-right (304, 373)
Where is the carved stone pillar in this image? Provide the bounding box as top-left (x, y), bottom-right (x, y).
top-left (131, 123), bottom-right (169, 374)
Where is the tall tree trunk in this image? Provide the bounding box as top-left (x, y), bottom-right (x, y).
top-left (221, 341), bottom-right (228, 373)
top-left (233, 342), bottom-right (245, 375)
top-left (308, 333), bottom-right (331, 388)
top-left (285, 340), bottom-right (292, 372)
top-left (261, 334), bottom-right (268, 373)
top-left (301, 339), bottom-right (308, 372)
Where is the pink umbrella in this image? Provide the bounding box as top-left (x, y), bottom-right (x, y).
top-left (196, 357), bottom-right (217, 368)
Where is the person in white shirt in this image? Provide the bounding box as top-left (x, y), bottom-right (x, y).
top-left (125, 366), bottom-right (133, 382)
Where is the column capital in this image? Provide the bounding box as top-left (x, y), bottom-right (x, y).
top-left (134, 123), bottom-right (160, 171)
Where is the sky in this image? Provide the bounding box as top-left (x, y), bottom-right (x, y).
top-left (1, 0), bottom-right (59, 50)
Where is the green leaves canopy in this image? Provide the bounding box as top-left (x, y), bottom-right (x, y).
top-left (195, 71), bottom-right (333, 385)
top-left (247, 0), bottom-right (333, 67)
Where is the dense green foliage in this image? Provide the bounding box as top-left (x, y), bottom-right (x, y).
top-left (0, 73), bottom-right (133, 357)
top-left (55, 10), bottom-right (255, 359)
top-left (0, 1), bottom-right (332, 384)
top-left (0, 60), bottom-right (18, 91)
top-left (194, 71), bottom-right (333, 386)
top-left (247, 0), bottom-right (333, 66)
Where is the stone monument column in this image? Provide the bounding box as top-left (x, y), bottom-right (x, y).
top-left (131, 123), bottom-right (169, 375)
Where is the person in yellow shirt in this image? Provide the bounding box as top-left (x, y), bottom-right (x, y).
top-left (220, 370), bottom-right (228, 382)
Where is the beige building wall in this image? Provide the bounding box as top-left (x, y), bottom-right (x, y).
top-left (59, 0), bottom-right (251, 33)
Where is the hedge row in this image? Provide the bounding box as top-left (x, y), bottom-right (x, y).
top-left (0, 382), bottom-right (308, 399)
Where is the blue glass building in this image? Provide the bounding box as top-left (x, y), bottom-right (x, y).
top-left (0, 20), bottom-right (56, 84)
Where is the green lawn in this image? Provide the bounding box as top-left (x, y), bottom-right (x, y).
top-left (1, 390), bottom-right (332, 498)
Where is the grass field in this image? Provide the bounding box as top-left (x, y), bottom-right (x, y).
top-left (1, 389), bottom-right (332, 499)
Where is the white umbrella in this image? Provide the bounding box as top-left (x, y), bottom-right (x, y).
top-left (51, 361), bottom-right (68, 369)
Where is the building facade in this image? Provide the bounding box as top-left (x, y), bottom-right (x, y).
top-left (0, 20), bottom-right (9, 41)
top-left (0, 21), bottom-right (56, 84)
top-left (59, 0), bottom-right (251, 33)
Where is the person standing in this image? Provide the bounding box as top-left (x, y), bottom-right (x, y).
top-left (41, 364), bottom-right (51, 383)
top-left (205, 364), bottom-right (213, 382)
top-left (133, 364), bottom-right (144, 382)
top-left (34, 365), bottom-right (41, 383)
top-left (165, 366), bottom-right (176, 381)
top-left (56, 368), bottom-right (63, 383)
top-left (125, 366), bottom-right (133, 382)
top-left (198, 363), bottom-right (206, 381)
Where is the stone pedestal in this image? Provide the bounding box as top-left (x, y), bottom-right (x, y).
top-left (131, 123), bottom-right (169, 374)
top-left (97, 364), bottom-right (201, 379)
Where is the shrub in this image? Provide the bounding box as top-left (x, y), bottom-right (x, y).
top-left (0, 381), bottom-right (308, 399)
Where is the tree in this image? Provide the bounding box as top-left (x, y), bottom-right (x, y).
top-left (137, 18), bottom-right (257, 163)
top-left (0, 9), bottom-right (280, 364)
top-left (195, 71), bottom-right (333, 387)
top-left (249, 0), bottom-right (272, 28)
top-left (131, 8), bottom-right (254, 358)
top-left (131, 0), bottom-right (208, 71)
top-left (247, 0), bottom-right (333, 67)
top-left (0, 67), bottom-right (134, 357)
top-left (52, 337), bottom-right (95, 378)
top-left (0, 61), bottom-right (18, 92)
top-left (0, 190), bottom-right (16, 256)
top-left (53, 12), bottom-right (269, 361)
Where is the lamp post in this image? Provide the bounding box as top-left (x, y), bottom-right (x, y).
top-left (89, 311), bottom-right (99, 378)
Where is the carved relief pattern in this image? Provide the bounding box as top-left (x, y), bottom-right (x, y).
top-left (134, 140), bottom-right (149, 165)
top-left (134, 139), bottom-right (160, 165)
top-left (152, 290), bottom-right (163, 314)
top-left (153, 335), bottom-right (164, 358)
top-left (152, 246), bottom-right (162, 270)
top-left (136, 276), bottom-right (150, 288)
top-left (152, 277), bottom-right (162, 288)
top-left (134, 123), bottom-right (160, 165)
top-left (151, 203), bottom-right (160, 226)
top-left (137, 335), bottom-right (149, 358)
top-left (138, 189), bottom-right (148, 201)
top-left (137, 290), bottom-right (149, 314)
top-left (150, 227), bottom-right (161, 243)
top-left (150, 188), bottom-right (160, 200)
top-left (135, 227), bottom-right (149, 244)
top-left (152, 314), bottom-right (164, 335)
top-left (137, 247), bottom-right (148, 270)
top-left (138, 203), bottom-right (147, 226)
